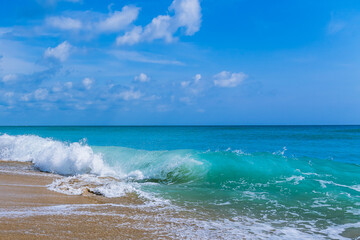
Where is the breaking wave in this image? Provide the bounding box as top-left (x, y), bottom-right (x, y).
top-left (0, 133), bottom-right (359, 193)
top-left (1, 133), bottom-right (360, 238)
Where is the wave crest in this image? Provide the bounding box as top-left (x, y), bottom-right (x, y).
top-left (0, 134), bottom-right (112, 176)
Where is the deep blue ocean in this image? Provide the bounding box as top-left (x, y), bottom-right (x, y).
top-left (0, 126), bottom-right (359, 239)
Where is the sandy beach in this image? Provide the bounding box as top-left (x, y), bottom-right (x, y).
top-left (0, 160), bottom-right (247, 240)
top-left (0, 161), bottom-right (177, 240)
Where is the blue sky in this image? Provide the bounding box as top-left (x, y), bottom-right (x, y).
top-left (0, 0), bottom-right (360, 125)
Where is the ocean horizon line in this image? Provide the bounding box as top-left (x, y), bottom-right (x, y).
top-left (0, 124), bottom-right (359, 127)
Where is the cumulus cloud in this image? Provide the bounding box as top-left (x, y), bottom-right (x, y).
top-left (46, 17), bottom-right (82, 30)
top-left (116, 0), bottom-right (201, 45)
top-left (44, 41), bottom-right (72, 62)
top-left (52, 81), bottom-right (73, 92)
top-left (180, 81), bottom-right (190, 87)
top-left (96, 6), bottom-right (140, 33)
top-left (213, 71), bottom-right (247, 88)
top-left (46, 5), bottom-right (139, 35)
top-left (170, 0), bottom-right (202, 35)
top-left (179, 73), bottom-right (203, 104)
top-left (34, 88), bottom-right (49, 100)
top-left (2, 74), bottom-right (17, 83)
top-left (18, 87), bottom-right (57, 103)
top-left (117, 89), bottom-right (142, 101)
top-left (42, 1), bottom-right (199, 44)
top-left (193, 73), bottom-right (201, 83)
top-left (134, 73), bottom-right (150, 82)
top-left (82, 77), bottom-right (93, 90)
top-left (142, 15), bottom-right (174, 42)
top-left (20, 94), bottom-right (31, 102)
top-left (181, 73), bottom-right (201, 93)
top-left (52, 84), bottom-right (62, 92)
top-left (115, 26), bottom-right (143, 45)
top-left (64, 81), bottom-right (73, 89)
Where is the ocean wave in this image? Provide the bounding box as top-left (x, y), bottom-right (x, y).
top-left (1, 133), bottom-right (360, 238)
top-left (1, 133), bottom-right (360, 200)
top-left (0, 134), bottom-right (112, 176)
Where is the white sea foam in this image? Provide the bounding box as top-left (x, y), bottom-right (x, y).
top-left (0, 134), bottom-right (157, 200)
top-left (0, 134), bottom-right (113, 176)
top-left (47, 174), bottom-right (170, 208)
top-left (0, 203), bottom-right (357, 240)
top-left (273, 146), bottom-right (287, 156)
top-left (0, 134), bottom-right (208, 201)
top-left (274, 175), bottom-right (305, 186)
top-left (316, 180), bottom-right (360, 193)
top-left (48, 174), bottom-right (136, 197)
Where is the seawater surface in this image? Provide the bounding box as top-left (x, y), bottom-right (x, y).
top-left (0, 126), bottom-right (359, 239)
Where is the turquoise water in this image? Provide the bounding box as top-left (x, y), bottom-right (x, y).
top-left (0, 126), bottom-right (359, 238)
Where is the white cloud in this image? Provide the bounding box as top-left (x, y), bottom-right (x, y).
top-left (116, 26), bottom-right (142, 45)
top-left (52, 81), bottom-right (73, 92)
top-left (117, 89), bottom-right (142, 101)
top-left (34, 88), bottom-right (49, 100)
top-left (2, 74), bottom-right (17, 83)
top-left (64, 81), bottom-right (73, 89)
top-left (180, 73), bottom-right (202, 103)
top-left (97, 6), bottom-right (140, 33)
top-left (170, 0), bottom-right (202, 35)
top-left (213, 71), bottom-right (247, 88)
top-left (46, 17), bottom-right (82, 30)
top-left (181, 73), bottom-right (201, 92)
top-left (117, 15), bottom-right (174, 45)
top-left (134, 73), bottom-right (150, 82)
top-left (193, 73), bottom-right (201, 83)
top-left (21, 94), bottom-right (31, 102)
top-left (52, 84), bottom-right (62, 92)
top-left (116, 15), bottom-right (172, 45)
top-left (46, 6), bottom-right (139, 35)
top-left (82, 77), bottom-right (93, 90)
top-left (143, 15), bottom-right (174, 42)
top-left (44, 41), bottom-right (72, 62)
top-left (181, 81), bottom-right (190, 87)
top-left (116, 0), bottom-right (201, 45)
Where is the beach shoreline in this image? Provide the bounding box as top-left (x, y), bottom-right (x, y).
top-left (0, 161), bottom-right (168, 240)
top-left (0, 160), bottom-right (247, 240)
top-left (1, 124), bottom-right (359, 240)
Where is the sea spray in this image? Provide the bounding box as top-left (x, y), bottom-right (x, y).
top-left (0, 134), bottom-right (113, 176)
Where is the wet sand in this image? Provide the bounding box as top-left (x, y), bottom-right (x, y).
top-left (0, 161), bottom-right (175, 239)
